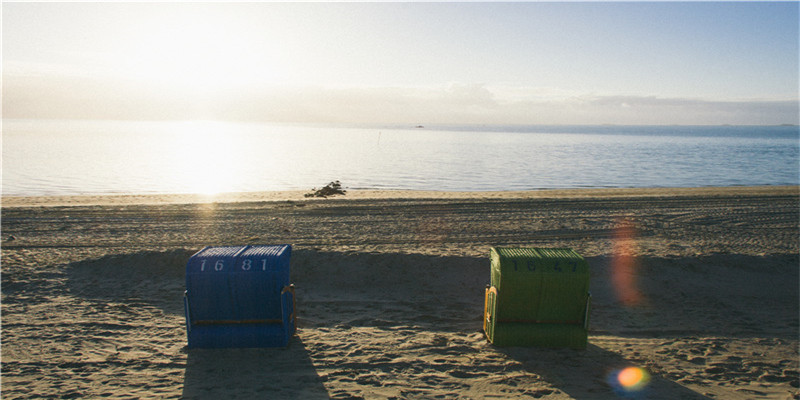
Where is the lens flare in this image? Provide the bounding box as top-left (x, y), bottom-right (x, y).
top-left (611, 217), bottom-right (643, 306)
top-left (619, 367), bottom-right (648, 389)
top-left (608, 366), bottom-right (651, 394)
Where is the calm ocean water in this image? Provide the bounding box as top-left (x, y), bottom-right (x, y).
top-left (2, 119), bottom-right (798, 197)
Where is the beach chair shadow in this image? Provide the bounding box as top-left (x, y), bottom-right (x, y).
top-left (181, 336), bottom-right (329, 399)
top-left (499, 344), bottom-right (712, 399)
top-left (64, 250), bottom-right (330, 398)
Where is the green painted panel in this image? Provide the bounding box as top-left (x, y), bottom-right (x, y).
top-left (486, 247), bottom-right (590, 348)
top-left (491, 322), bottom-right (588, 349)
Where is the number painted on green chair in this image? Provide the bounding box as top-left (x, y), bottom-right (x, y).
top-left (510, 260), bottom-right (539, 272)
top-left (506, 259), bottom-right (581, 273)
top-left (568, 260), bottom-right (578, 272)
top-left (553, 261), bottom-right (563, 272)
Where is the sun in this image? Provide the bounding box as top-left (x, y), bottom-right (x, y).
top-left (123, 9), bottom-right (284, 90)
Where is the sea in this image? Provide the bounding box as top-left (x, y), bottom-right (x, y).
top-left (2, 119), bottom-right (798, 197)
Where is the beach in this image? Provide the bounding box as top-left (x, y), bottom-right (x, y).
top-left (1, 186), bottom-right (798, 399)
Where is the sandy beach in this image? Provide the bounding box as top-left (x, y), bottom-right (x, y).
top-left (1, 186), bottom-right (798, 399)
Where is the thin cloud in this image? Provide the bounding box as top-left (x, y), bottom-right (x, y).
top-left (3, 69), bottom-right (797, 125)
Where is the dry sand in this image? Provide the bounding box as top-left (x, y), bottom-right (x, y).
top-left (1, 186), bottom-right (798, 399)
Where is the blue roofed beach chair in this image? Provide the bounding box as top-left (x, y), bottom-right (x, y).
top-left (184, 245), bottom-right (296, 348)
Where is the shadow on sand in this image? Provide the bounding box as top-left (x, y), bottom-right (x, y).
top-left (64, 249), bottom-right (799, 339)
top-left (64, 248), bottom-right (798, 398)
top-left (499, 344), bottom-right (711, 399)
top-left (182, 337), bottom-right (329, 399)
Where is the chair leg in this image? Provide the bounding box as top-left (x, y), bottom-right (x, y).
top-left (483, 286), bottom-right (490, 333)
top-left (282, 285), bottom-right (297, 338)
top-left (583, 293), bottom-right (592, 331)
top-left (484, 286), bottom-right (498, 342)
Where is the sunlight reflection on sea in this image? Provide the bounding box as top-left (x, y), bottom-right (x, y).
top-left (2, 120), bottom-right (798, 196)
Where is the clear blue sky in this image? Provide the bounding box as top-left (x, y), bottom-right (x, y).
top-left (3, 2), bottom-right (798, 125)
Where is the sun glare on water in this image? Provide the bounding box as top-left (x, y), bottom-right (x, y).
top-left (166, 121), bottom-right (243, 196)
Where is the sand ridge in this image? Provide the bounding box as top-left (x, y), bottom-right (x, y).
top-left (2, 186), bottom-right (798, 399)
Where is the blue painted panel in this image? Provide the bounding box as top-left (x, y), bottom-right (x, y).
top-left (184, 245), bottom-right (294, 348)
top-left (231, 245), bottom-right (291, 321)
top-left (185, 246), bottom-right (246, 322)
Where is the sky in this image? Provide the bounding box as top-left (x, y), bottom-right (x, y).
top-left (3, 2), bottom-right (799, 125)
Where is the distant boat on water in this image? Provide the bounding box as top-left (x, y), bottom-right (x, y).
top-left (415, 125), bottom-right (424, 129)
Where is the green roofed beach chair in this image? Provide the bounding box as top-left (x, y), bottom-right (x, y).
top-left (484, 247), bottom-right (591, 349)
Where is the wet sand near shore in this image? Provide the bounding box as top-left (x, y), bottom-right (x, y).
top-left (2, 186), bottom-right (798, 399)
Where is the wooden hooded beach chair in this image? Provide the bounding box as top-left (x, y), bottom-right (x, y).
top-left (484, 247), bottom-right (591, 349)
top-left (184, 245), bottom-right (296, 348)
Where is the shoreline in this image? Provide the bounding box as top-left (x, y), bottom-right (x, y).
top-left (3, 185), bottom-right (797, 208)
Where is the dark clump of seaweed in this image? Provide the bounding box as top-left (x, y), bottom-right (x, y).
top-left (305, 180), bottom-right (347, 198)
